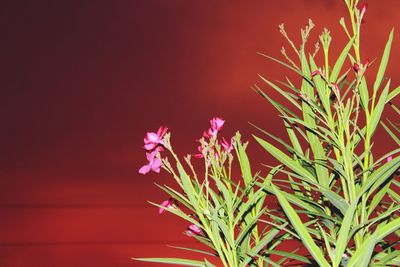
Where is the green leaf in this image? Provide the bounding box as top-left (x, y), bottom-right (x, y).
top-left (257, 52), bottom-right (306, 79)
top-left (233, 188), bottom-right (264, 226)
top-left (359, 77), bottom-right (369, 111)
top-left (374, 250), bottom-right (400, 266)
top-left (334, 202), bottom-right (357, 267)
top-left (257, 75), bottom-right (302, 111)
top-left (148, 201), bottom-right (199, 226)
top-left (309, 56), bottom-right (330, 114)
top-left (263, 249), bottom-right (311, 264)
top-left (381, 121), bottom-right (400, 146)
top-left (386, 84), bottom-right (400, 103)
top-left (240, 225), bottom-right (286, 266)
top-left (373, 28), bottom-right (394, 95)
top-left (255, 134), bottom-right (348, 214)
top-left (271, 184), bottom-right (330, 267)
top-left (235, 208), bottom-right (265, 247)
top-left (346, 233), bottom-right (377, 267)
top-left (369, 79), bottom-right (390, 137)
top-left (367, 179), bottom-right (392, 216)
top-left (360, 155), bottom-right (400, 199)
top-left (330, 36), bottom-right (355, 83)
top-left (234, 132), bottom-right (253, 187)
top-left (176, 162), bottom-right (199, 209)
top-left (156, 184), bottom-right (195, 212)
top-left (376, 217), bottom-right (400, 241)
top-left (254, 135), bottom-right (316, 181)
top-left (133, 257), bottom-right (211, 267)
top-left (167, 245), bottom-right (216, 256)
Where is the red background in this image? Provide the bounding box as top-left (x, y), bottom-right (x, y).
top-left (1, 1), bottom-right (399, 266)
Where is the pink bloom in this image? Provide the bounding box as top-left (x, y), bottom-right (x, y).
top-left (221, 137), bottom-right (234, 153)
top-left (354, 63), bottom-right (360, 73)
top-left (188, 224), bottom-right (202, 235)
top-left (144, 126), bottom-right (168, 151)
top-left (361, 2), bottom-right (368, 14)
top-left (139, 149), bottom-right (162, 174)
top-left (210, 117), bottom-right (225, 133)
top-left (311, 70), bottom-right (320, 77)
top-left (159, 198), bottom-right (174, 214)
top-left (387, 156), bottom-right (393, 162)
top-left (203, 117), bottom-right (225, 138)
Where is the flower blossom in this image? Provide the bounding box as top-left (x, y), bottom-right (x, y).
top-left (144, 126), bottom-right (168, 151)
top-left (188, 224), bottom-right (203, 235)
top-left (159, 198), bottom-right (174, 214)
top-left (139, 148), bottom-right (162, 174)
top-left (204, 117), bottom-right (225, 137)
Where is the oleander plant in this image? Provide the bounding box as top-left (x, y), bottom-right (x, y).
top-left (134, 0), bottom-right (400, 266)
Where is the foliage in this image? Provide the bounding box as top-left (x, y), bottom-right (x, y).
top-left (134, 0), bottom-right (400, 266)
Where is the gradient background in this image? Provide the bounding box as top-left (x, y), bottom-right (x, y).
top-left (1, 0), bottom-right (399, 266)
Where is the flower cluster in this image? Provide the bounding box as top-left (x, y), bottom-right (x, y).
top-left (195, 117), bottom-right (234, 160)
top-left (138, 126), bottom-right (168, 174)
top-left (138, 117), bottom-right (235, 239)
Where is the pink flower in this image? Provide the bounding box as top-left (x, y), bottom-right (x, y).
top-left (204, 117), bottom-right (225, 137)
top-left (144, 126), bottom-right (168, 151)
top-left (159, 198), bottom-right (174, 214)
top-left (387, 156), bottom-right (393, 162)
top-left (211, 117), bottom-right (224, 132)
top-left (221, 137), bottom-right (234, 153)
top-left (311, 70), bottom-right (320, 77)
top-left (139, 149), bottom-right (162, 174)
top-left (188, 224), bottom-right (202, 235)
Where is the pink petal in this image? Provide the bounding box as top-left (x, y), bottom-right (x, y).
top-left (151, 158), bottom-right (162, 172)
top-left (144, 142), bottom-right (157, 151)
top-left (188, 224), bottom-right (202, 235)
top-left (159, 200), bottom-right (169, 214)
top-left (146, 150), bottom-right (157, 161)
top-left (157, 126), bottom-right (168, 138)
top-left (138, 164), bottom-right (151, 174)
top-left (210, 117), bottom-right (225, 132)
top-left (387, 156), bottom-right (393, 162)
top-left (361, 2), bottom-right (368, 13)
top-left (159, 198), bottom-right (174, 214)
top-left (144, 132), bottom-right (159, 143)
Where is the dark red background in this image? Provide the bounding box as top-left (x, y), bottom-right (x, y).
top-left (1, 1), bottom-right (399, 266)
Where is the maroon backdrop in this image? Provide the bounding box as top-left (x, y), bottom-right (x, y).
top-left (1, 1), bottom-right (399, 266)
